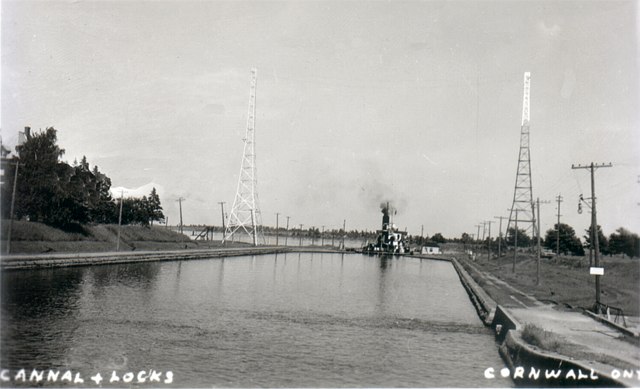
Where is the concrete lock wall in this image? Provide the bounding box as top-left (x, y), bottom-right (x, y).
top-left (498, 331), bottom-right (623, 387)
top-left (0, 247), bottom-right (342, 271)
top-left (451, 258), bottom-right (496, 325)
top-left (491, 306), bottom-right (519, 342)
top-left (451, 257), bottom-right (629, 388)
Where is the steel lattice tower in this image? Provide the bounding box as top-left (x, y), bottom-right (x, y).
top-left (507, 72), bottom-right (537, 241)
top-left (224, 68), bottom-right (265, 246)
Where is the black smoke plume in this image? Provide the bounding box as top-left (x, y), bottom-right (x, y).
top-left (380, 202), bottom-right (397, 216)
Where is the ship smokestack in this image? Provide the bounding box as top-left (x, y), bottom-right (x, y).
top-left (381, 202), bottom-right (390, 230)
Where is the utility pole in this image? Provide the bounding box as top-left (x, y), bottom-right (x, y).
top-left (534, 198), bottom-right (551, 285)
top-left (468, 233), bottom-right (475, 255)
top-left (421, 224), bottom-right (424, 244)
top-left (219, 202), bottom-right (226, 244)
top-left (321, 225), bottom-right (325, 246)
top-left (481, 221), bottom-right (487, 242)
top-left (475, 224), bottom-right (481, 257)
top-left (275, 213), bottom-right (280, 246)
top-left (485, 221), bottom-right (494, 260)
top-left (299, 224), bottom-right (304, 246)
top-left (513, 209), bottom-right (519, 273)
top-left (342, 219), bottom-right (346, 250)
top-left (536, 198), bottom-right (541, 285)
top-left (579, 193), bottom-right (595, 266)
top-left (588, 221), bottom-right (594, 267)
top-left (5, 160), bottom-right (21, 255)
top-left (176, 197), bottom-right (185, 234)
top-left (494, 216), bottom-right (506, 258)
top-left (555, 194), bottom-right (563, 255)
top-left (480, 221), bottom-right (487, 258)
top-left (117, 190), bottom-right (124, 252)
top-left (572, 162), bottom-right (612, 309)
top-left (285, 216), bottom-right (290, 246)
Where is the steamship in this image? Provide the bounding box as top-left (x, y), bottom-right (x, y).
top-left (362, 204), bottom-right (408, 255)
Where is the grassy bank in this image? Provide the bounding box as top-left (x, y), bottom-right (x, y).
top-left (466, 251), bottom-right (640, 316)
top-left (0, 220), bottom-right (246, 254)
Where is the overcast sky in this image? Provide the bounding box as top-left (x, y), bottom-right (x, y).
top-left (2, 0), bottom-right (638, 239)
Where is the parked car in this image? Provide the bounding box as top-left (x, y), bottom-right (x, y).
top-left (541, 249), bottom-right (555, 258)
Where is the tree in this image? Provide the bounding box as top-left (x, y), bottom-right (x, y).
top-left (608, 227), bottom-right (640, 258)
top-left (120, 197), bottom-right (149, 226)
top-left (431, 232), bottom-right (447, 243)
top-left (89, 165), bottom-right (117, 223)
top-left (138, 195), bottom-right (151, 226)
top-left (2, 126), bottom-right (157, 230)
top-left (118, 189), bottom-right (166, 227)
top-left (147, 187), bottom-right (164, 225)
top-left (0, 156), bottom-right (19, 219)
top-left (506, 227), bottom-right (532, 247)
top-left (59, 162), bottom-right (92, 225)
top-left (460, 232), bottom-right (473, 250)
top-left (543, 223), bottom-right (584, 256)
top-left (583, 225), bottom-right (609, 256)
top-left (12, 127), bottom-right (90, 228)
top-left (411, 234), bottom-right (427, 246)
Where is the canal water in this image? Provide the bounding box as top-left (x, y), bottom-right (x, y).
top-left (1, 253), bottom-right (511, 387)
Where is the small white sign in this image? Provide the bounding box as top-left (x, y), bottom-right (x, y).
top-left (590, 267), bottom-right (604, 275)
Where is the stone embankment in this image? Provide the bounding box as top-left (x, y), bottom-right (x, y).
top-left (0, 246), bottom-right (343, 271)
top-left (451, 256), bottom-right (640, 388)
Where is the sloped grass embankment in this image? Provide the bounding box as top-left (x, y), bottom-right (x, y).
top-left (1, 220), bottom-right (199, 254)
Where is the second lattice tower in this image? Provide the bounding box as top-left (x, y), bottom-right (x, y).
top-left (507, 72), bottom-right (537, 241)
top-left (224, 68), bottom-right (265, 246)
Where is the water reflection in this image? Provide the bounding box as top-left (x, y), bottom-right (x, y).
top-left (1, 268), bottom-right (84, 369)
top-left (339, 253), bottom-right (345, 289)
top-left (171, 260), bottom-right (183, 296)
top-left (216, 258), bottom-right (225, 298)
top-left (273, 252), bottom-right (278, 284)
top-left (376, 256), bottom-right (391, 315)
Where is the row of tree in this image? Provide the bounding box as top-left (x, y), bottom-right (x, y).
top-left (1, 127), bottom-right (164, 230)
top-left (265, 224), bottom-right (639, 258)
top-left (449, 224), bottom-right (639, 258)
top-left (582, 225), bottom-right (640, 259)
